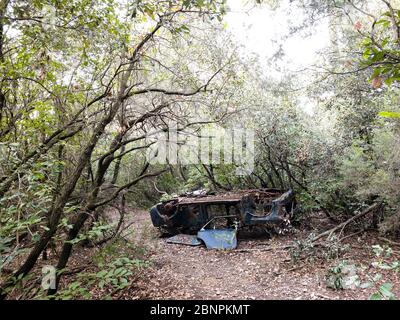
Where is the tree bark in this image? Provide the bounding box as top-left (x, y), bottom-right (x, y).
top-left (0, 0), bottom-right (9, 130)
top-left (0, 95), bottom-right (123, 299)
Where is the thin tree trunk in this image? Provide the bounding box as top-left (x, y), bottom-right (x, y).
top-left (0, 99), bottom-right (122, 299)
top-left (0, 0), bottom-right (9, 132)
top-left (111, 144), bottom-right (125, 185)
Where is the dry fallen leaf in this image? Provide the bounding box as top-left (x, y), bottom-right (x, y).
top-left (372, 76), bottom-right (383, 89)
top-left (355, 21), bottom-right (363, 31)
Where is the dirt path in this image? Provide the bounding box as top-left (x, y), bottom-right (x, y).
top-left (125, 209), bottom-right (400, 300)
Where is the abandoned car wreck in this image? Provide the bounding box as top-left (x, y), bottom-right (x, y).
top-left (149, 189), bottom-right (297, 249)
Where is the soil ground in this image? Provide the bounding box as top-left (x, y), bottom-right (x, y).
top-left (5, 208), bottom-right (400, 300)
top-left (119, 209), bottom-right (400, 300)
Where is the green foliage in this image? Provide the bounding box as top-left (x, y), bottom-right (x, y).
top-left (338, 124), bottom-right (400, 233)
top-left (51, 241), bottom-right (150, 300)
top-left (369, 283), bottom-right (396, 300)
top-left (360, 6), bottom-right (400, 87)
top-left (326, 260), bottom-right (357, 290)
top-left (0, 157), bottom-right (57, 271)
top-left (356, 245), bottom-right (399, 300)
top-left (358, 3), bottom-right (400, 120)
top-left (65, 221), bottom-right (115, 245)
top-left (290, 234), bottom-right (349, 264)
top-left (2, 0), bottom-right (400, 300)
top-left (379, 111), bottom-right (400, 119)
top-left (370, 244), bottom-right (400, 271)
top-left (159, 193), bottom-right (178, 202)
top-left (0, 0), bottom-right (230, 299)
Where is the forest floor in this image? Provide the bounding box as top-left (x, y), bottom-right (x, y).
top-left (5, 208), bottom-right (400, 300)
top-left (118, 209), bottom-right (400, 300)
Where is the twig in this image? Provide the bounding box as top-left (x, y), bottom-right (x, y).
top-left (62, 263), bottom-right (92, 276)
top-left (235, 245), bottom-right (293, 253)
top-left (339, 229), bottom-right (366, 242)
top-left (272, 265), bottom-right (304, 276)
top-left (312, 203), bottom-right (381, 242)
top-left (378, 237), bottom-right (400, 248)
top-left (316, 293), bottom-right (332, 300)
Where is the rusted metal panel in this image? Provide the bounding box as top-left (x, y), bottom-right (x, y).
top-left (150, 188), bottom-right (296, 249)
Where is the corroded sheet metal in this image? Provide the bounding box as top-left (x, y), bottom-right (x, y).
top-left (149, 188), bottom-right (297, 247)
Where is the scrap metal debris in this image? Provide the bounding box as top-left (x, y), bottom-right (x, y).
top-left (149, 188), bottom-right (297, 249)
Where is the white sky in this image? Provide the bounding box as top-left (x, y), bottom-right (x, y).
top-left (224, 0), bottom-right (332, 115)
top-left (224, 0), bottom-right (330, 76)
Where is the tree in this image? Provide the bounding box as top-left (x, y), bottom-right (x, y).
top-left (0, 0), bottom-right (231, 298)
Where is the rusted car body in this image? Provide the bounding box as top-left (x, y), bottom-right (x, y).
top-left (149, 188), bottom-right (296, 249)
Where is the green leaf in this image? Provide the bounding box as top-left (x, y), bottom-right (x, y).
top-left (96, 270), bottom-right (108, 278)
top-left (373, 274), bottom-right (382, 282)
top-left (385, 78), bottom-right (395, 86)
top-left (375, 19), bottom-right (390, 28)
top-left (370, 67), bottom-right (382, 79)
top-left (370, 293), bottom-right (382, 300)
top-left (183, 0), bottom-right (192, 8)
top-left (378, 111), bottom-right (400, 119)
top-left (99, 280), bottom-right (106, 288)
top-left (379, 282), bottom-right (394, 298)
top-left (380, 282), bottom-right (393, 291)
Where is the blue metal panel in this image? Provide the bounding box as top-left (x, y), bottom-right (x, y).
top-left (149, 205), bottom-right (165, 227)
top-left (197, 229), bottom-right (237, 249)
